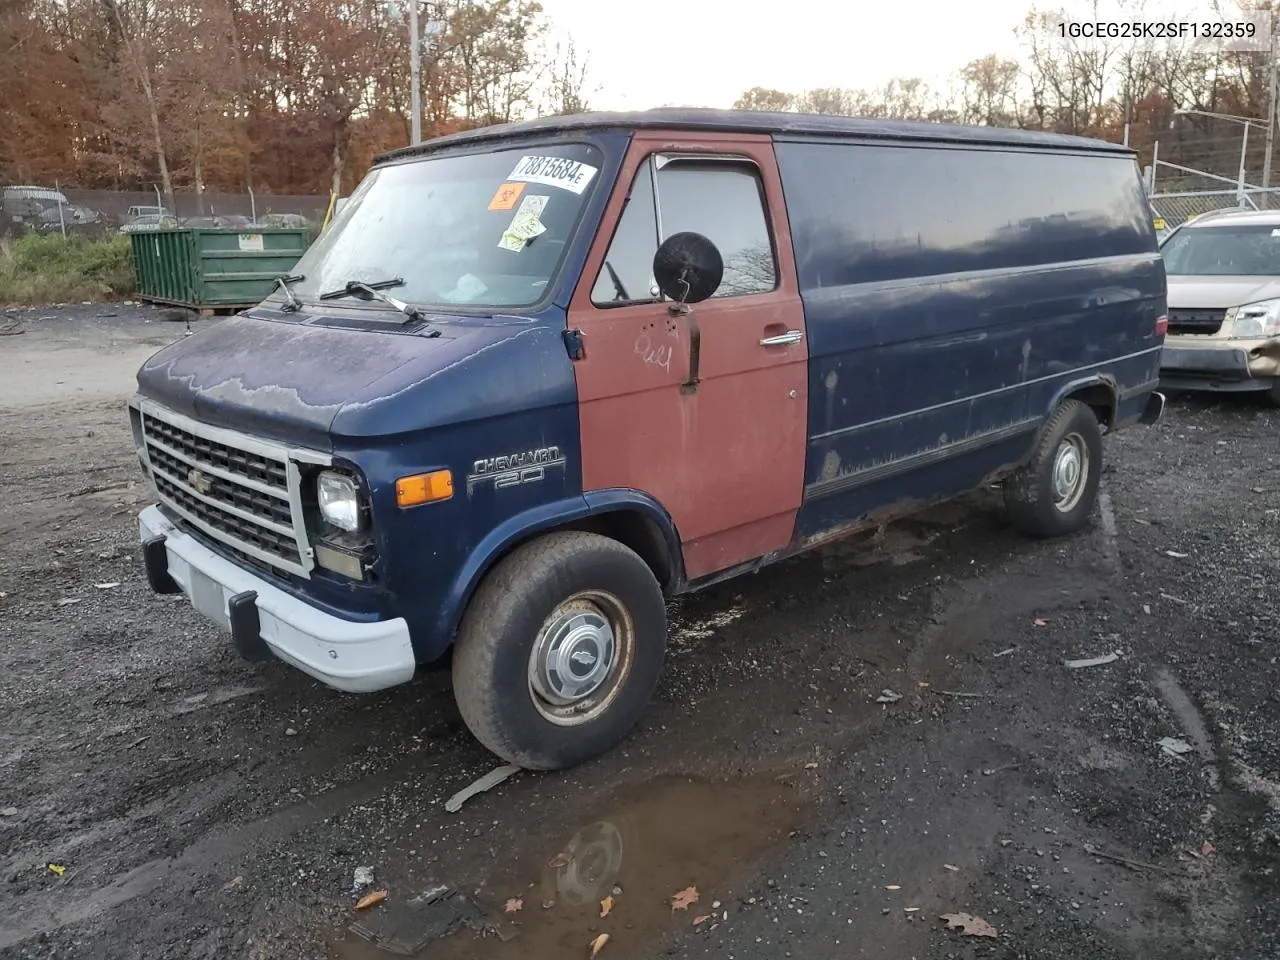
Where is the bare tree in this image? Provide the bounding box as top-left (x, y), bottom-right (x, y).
top-left (541, 36), bottom-right (593, 115)
top-left (733, 87), bottom-right (795, 112)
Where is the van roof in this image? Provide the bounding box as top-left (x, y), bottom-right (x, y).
top-left (375, 108), bottom-right (1134, 165)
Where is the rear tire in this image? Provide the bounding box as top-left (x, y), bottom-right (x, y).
top-left (1004, 399), bottom-right (1103, 538)
top-left (451, 531), bottom-right (667, 770)
top-left (1263, 379), bottom-right (1280, 408)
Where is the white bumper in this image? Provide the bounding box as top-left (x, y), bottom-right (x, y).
top-left (139, 505), bottom-right (416, 693)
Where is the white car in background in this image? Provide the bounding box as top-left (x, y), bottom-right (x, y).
top-left (1158, 208), bottom-right (1280, 406)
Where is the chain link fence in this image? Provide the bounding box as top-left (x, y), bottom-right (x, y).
top-left (1149, 188), bottom-right (1280, 233)
top-left (2, 186), bottom-right (329, 240)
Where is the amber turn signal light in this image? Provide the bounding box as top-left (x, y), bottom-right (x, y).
top-left (396, 470), bottom-right (453, 507)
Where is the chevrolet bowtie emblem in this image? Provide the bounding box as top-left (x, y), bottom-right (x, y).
top-left (187, 468), bottom-right (212, 495)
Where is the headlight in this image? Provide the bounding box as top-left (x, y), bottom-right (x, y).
top-left (1231, 298), bottom-right (1280, 339)
top-left (317, 471), bottom-right (361, 532)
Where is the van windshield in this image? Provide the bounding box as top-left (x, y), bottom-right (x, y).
top-left (288, 143), bottom-right (604, 312)
top-left (1161, 223), bottom-right (1280, 276)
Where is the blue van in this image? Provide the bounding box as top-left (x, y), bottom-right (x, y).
top-left (129, 109), bottom-right (1168, 770)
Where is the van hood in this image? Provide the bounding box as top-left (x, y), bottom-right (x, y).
top-left (1166, 274), bottom-right (1280, 311)
top-left (134, 311), bottom-right (573, 450)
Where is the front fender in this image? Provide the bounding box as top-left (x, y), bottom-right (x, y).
top-left (433, 489), bottom-right (683, 650)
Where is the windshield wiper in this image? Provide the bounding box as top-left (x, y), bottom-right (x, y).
top-left (318, 277), bottom-right (423, 323)
top-left (273, 273), bottom-right (304, 312)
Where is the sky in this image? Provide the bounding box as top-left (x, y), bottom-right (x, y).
top-left (534, 0), bottom-right (1270, 110)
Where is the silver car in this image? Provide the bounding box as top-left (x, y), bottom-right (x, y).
top-left (1159, 208), bottom-right (1280, 405)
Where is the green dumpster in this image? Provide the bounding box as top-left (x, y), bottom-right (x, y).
top-left (129, 228), bottom-right (309, 311)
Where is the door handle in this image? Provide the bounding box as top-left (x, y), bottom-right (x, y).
top-left (759, 330), bottom-right (803, 347)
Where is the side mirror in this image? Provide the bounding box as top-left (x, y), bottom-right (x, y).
top-left (652, 232), bottom-right (723, 305)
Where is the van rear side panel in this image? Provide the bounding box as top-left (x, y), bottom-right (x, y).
top-left (774, 138), bottom-right (1166, 538)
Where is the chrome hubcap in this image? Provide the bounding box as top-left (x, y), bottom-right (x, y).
top-left (1051, 434), bottom-right (1088, 511)
top-left (530, 605), bottom-right (616, 706)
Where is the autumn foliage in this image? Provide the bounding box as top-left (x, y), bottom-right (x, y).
top-left (0, 0), bottom-right (591, 202)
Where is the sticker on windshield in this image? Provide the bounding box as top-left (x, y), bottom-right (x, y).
top-left (506, 155), bottom-right (597, 194)
top-left (488, 181), bottom-right (525, 211)
top-left (498, 194), bottom-right (549, 253)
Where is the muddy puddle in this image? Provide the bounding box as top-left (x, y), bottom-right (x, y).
top-left (329, 773), bottom-right (810, 959)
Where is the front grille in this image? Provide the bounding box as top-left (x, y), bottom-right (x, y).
top-left (1167, 308), bottom-right (1226, 336)
top-left (139, 403), bottom-right (315, 576)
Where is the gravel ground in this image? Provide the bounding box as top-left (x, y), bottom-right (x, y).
top-left (0, 305), bottom-right (1277, 960)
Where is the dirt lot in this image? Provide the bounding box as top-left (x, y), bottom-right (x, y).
top-left (1, 305), bottom-right (1278, 960)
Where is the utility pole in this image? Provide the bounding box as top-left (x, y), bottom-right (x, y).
top-left (1123, 82), bottom-right (1131, 147)
top-left (1263, 24), bottom-right (1278, 204)
top-left (409, 0), bottom-right (422, 145)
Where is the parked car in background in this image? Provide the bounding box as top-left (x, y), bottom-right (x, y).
top-left (121, 213), bottom-right (178, 233)
top-left (1159, 207), bottom-right (1280, 405)
top-left (3, 185), bottom-right (71, 234)
top-left (36, 204), bottom-right (105, 233)
top-left (125, 204), bottom-right (172, 222)
top-left (262, 213), bottom-right (309, 229)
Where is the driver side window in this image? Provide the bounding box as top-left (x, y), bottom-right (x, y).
top-left (590, 156), bottom-right (778, 307)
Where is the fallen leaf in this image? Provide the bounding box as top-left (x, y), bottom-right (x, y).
top-left (1033, 618), bottom-right (1048, 627)
top-left (693, 914), bottom-right (712, 926)
top-left (589, 933), bottom-right (610, 958)
top-left (1064, 652), bottom-right (1120, 669)
top-left (599, 895), bottom-right (614, 918)
top-left (671, 886), bottom-right (699, 911)
top-left (875, 689), bottom-right (902, 704)
top-left (1158, 737), bottom-right (1194, 758)
top-left (47, 863), bottom-right (66, 877)
top-left (547, 850), bottom-right (573, 869)
top-left (504, 897), bottom-right (523, 914)
top-left (1202, 841), bottom-right (1215, 857)
top-left (940, 912), bottom-right (998, 938)
top-left (943, 864), bottom-right (960, 872)
top-left (803, 762), bottom-right (819, 770)
top-left (221, 875), bottom-right (244, 892)
top-left (356, 890), bottom-right (387, 910)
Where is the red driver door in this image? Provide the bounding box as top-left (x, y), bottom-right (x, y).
top-left (567, 132), bottom-right (809, 582)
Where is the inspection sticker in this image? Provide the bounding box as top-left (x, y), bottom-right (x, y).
top-left (506, 155), bottom-right (597, 194)
top-left (488, 181), bottom-right (525, 211)
top-left (498, 194), bottom-right (549, 253)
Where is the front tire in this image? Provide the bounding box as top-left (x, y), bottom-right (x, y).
top-left (1004, 399), bottom-right (1103, 538)
top-left (451, 531), bottom-right (667, 770)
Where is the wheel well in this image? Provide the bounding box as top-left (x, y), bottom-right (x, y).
top-left (567, 510), bottom-right (677, 591)
top-left (1062, 383), bottom-right (1116, 430)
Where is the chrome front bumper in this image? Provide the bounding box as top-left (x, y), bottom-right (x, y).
top-left (139, 505), bottom-right (415, 693)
